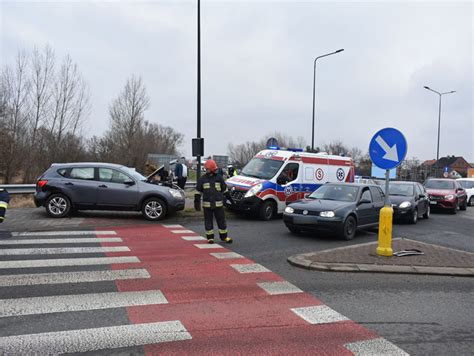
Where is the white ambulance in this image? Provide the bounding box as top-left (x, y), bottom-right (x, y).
top-left (225, 148), bottom-right (355, 220)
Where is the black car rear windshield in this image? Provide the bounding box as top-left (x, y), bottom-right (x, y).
top-left (309, 185), bottom-right (359, 202)
top-left (241, 158), bottom-right (283, 180)
top-left (388, 183), bottom-right (414, 196)
top-left (425, 180), bottom-right (455, 189)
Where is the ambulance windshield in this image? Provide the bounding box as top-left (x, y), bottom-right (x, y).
top-left (241, 158), bottom-right (284, 180)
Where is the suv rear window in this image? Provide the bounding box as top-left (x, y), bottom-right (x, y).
top-left (69, 167), bottom-right (95, 180)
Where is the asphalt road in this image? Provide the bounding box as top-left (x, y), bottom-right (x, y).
top-left (183, 209), bottom-right (474, 356)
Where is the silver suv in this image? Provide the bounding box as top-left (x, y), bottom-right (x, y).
top-left (34, 163), bottom-right (185, 221)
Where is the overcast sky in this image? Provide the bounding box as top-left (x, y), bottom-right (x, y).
top-left (1, 0), bottom-right (473, 162)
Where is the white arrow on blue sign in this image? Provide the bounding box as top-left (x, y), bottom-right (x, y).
top-left (369, 128), bottom-right (407, 170)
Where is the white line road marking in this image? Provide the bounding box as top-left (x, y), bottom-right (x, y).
top-left (291, 305), bottom-right (349, 324)
top-left (210, 252), bottom-right (244, 259)
top-left (230, 263), bottom-right (271, 274)
top-left (171, 230), bottom-right (195, 234)
top-left (194, 244), bottom-right (224, 249)
top-left (344, 337), bottom-right (409, 355)
top-left (162, 224), bottom-right (183, 228)
top-left (0, 321), bottom-right (192, 354)
top-left (257, 281), bottom-right (303, 295)
top-left (12, 231), bottom-right (117, 236)
top-left (0, 290), bottom-right (168, 317)
top-left (0, 237), bottom-right (123, 245)
top-left (0, 256), bottom-right (140, 269)
top-left (0, 246), bottom-right (130, 256)
top-left (0, 269), bottom-right (150, 287)
top-left (181, 236), bottom-right (206, 241)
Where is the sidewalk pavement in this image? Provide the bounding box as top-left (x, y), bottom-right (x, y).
top-left (288, 238), bottom-right (474, 277)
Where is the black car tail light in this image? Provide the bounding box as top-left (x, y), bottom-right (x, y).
top-left (37, 180), bottom-right (48, 189)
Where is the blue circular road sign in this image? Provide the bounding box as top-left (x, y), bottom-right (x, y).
top-left (369, 128), bottom-right (407, 170)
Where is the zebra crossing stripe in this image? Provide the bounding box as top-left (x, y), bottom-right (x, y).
top-left (194, 244), bottom-right (224, 249)
top-left (0, 321), bottom-right (192, 354)
top-left (162, 224), bottom-right (183, 228)
top-left (171, 230), bottom-right (194, 234)
top-left (0, 256), bottom-right (140, 269)
top-left (291, 305), bottom-right (349, 324)
top-left (0, 269), bottom-right (150, 287)
top-left (11, 231), bottom-right (117, 237)
top-left (257, 281), bottom-right (303, 295)
top-left (181, 236), bottom-right (206, 241)
top-left (344, 337), bottom-right (409, 355)
top-left (0, 246), bottom-right (130, 256)
top-left (230, 263), bottom-right (271, 273)
top-left (0, 237), bottom-right (123, 245)
top-left (0, 290), bottom-right (168, 317)
top-left (210, 252), bottom-right (244, 259)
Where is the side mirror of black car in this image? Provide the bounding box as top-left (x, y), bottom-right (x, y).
top-left (124, 180), bottom-right (135, 186)
top-left (358, 198), bottom-right (371, 205)
top-left (419, 194), bottom-right (425, 199)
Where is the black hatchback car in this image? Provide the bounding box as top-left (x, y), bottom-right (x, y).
top-left (283, 183), bottom-right (385, 240)
top-left (385, 181), bottom-right (430, 224)
top-left (34, 163), bottom-right (185, 221)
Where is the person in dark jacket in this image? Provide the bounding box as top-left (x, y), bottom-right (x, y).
top-left (0, 188), bottom-right (10, 224)
top-left (174, 158), bottom-right (187, 189)
top-left (194, 159), bottom-right (233, 244)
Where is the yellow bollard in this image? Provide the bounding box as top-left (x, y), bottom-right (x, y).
top-left (377, 206), bottom-right (393, 256)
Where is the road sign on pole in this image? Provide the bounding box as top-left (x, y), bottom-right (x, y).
top-left (369, 127), bottom-right (408, 170)
top-left (369, 127), bottom-right (407, 258)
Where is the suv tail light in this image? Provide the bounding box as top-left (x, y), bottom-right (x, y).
top-left (37, 180), bottom-right (48, 189)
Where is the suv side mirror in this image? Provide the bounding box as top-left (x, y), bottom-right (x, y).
top-left (124, 180), bottom-right (135, 186)
top-left (358, 198), bottom-right (371, 205)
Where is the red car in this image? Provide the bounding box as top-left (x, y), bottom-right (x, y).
top-left (424, 178), bottom-right (467, 214)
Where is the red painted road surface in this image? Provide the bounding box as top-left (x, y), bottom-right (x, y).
top-left (101, 225), bottom-right (380, 355)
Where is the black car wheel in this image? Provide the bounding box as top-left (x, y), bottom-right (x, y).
top-left (45, 194), bottom-right (72, 218)
top-left (142, 198), bottom-right (167, 221)
top-left (423, 205), bottom-right (430, 219)
top-left (460, 199), bottom-right (467, 211)
top-left (259, 201), bottom-right (276, 221)
top-left (410, 209), bottom-right (418, 224)
top-left (469, 196), bottom-right (474, 206)
top-left (341, 215), bottom-right (356, 240)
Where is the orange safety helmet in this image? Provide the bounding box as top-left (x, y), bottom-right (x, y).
top-left (204, 159), bottom-right (218, 173)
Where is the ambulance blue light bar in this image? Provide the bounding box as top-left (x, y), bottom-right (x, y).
top-left (268, 146), bottom-right (280, 150)
top-left (286, 148), bottom-right (303, 152)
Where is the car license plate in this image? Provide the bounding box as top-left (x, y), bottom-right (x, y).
top-left (430, 201), bottom-right (437, 205)
top-left (294, 216), bottom-right (315, 225)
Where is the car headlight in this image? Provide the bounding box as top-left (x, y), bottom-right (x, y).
top-left (169, 189), bottom-right (184, 200)
top-left (285, 206), bottom-right (294, 214)
top-left (320, 211), bottom-right (335, 218)
top-left (399, 201), bottom-right (411, 209)
top-left (444, 194), bottom-right (454, 200)
top-left (244, 183), bottom-right (263, 198)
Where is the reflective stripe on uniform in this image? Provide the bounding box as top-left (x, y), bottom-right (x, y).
top-left (218, 229), bottom-right (227, 234)
top-left (205, 230), bottom-right (214, 236)
top-left (195, 192), bottom-right (202, 196)
top-left (215, 201), bottom-right (223, 207)
top-left (203, 183), bottom-right (211, 189)
top-left (203, 202), bottom-right (211, 208)
top-left (0, 202), bottom-right (8, 209)
top-left (215, 184), bottom-right (221, 192)
top-left (0, 217), bottom-right (4, 222)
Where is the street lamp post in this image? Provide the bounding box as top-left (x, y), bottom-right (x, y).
top-left (423, 86), bottom-right (456, 177)
top-left (196, 0), bottom-right (202, 180)
top-left (311, 48), bottom-right (344, 151)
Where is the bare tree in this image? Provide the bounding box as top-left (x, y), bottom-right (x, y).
top-left (108, 75), bottom-right (150, 167)
top-left (1, 51), bottom-right (31, 183)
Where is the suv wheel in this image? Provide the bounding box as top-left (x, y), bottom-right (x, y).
top-left (341, 215), bottom-right (356, 240)
top-left (259, 201), bottom-right (276, 221)
top-left (46, 194), bottom-right (71, 218)
top-left (142, 198), bottom-right (167, 221)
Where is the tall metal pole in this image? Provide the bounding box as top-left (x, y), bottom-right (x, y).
top-left (311, 49), bottom-right (344, 151)
top-left (423, 86), bottom-right (455, 177)
top-left (196, 0), bottom-right (202, 180)
top-left (436, 93), bottom-right (442, 177)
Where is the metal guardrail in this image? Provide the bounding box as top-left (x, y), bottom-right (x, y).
top-left (1, 182), bottom-right (197, 195)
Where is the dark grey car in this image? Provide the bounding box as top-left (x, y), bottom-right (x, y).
top-left (283, 183), bottom-right (385, 240)
top-left (34, 163), bottom-right (185, 221)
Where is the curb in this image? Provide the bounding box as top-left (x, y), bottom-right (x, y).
top-left (287, 256), bottom-right (474, 277)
